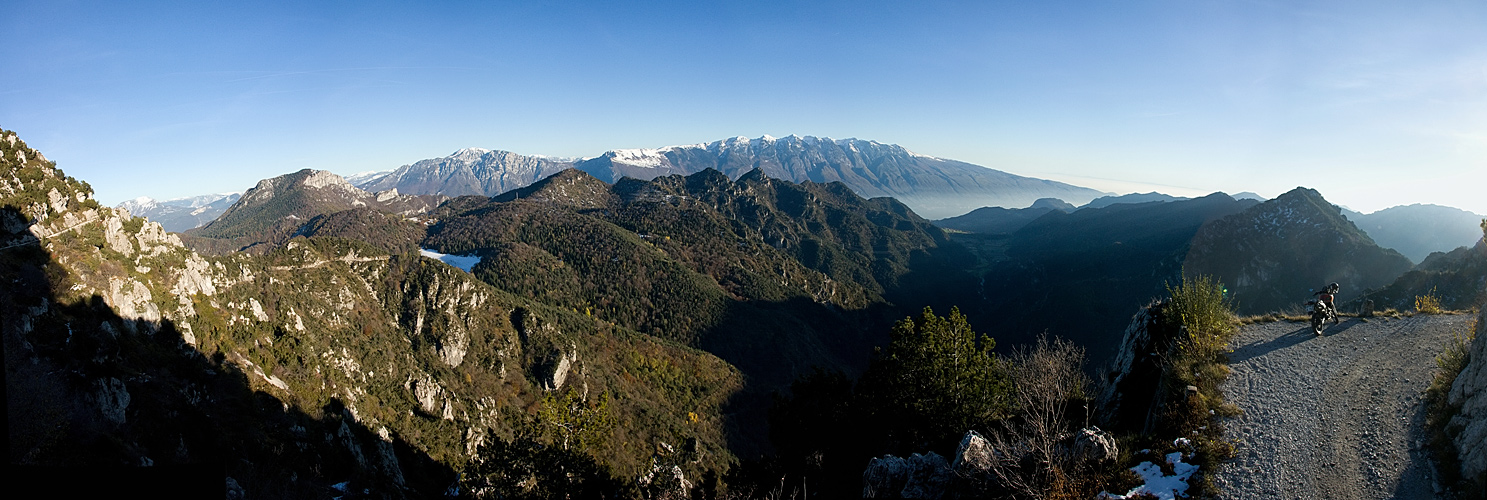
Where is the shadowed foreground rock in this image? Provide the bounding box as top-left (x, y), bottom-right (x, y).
top-left (862, 427), bottom-right (1117, 498)
top-left (1447, 309), bottom-right (1487, 489)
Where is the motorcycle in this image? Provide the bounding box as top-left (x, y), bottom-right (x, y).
top-left (1305, 299), bottom-right (1335, 335)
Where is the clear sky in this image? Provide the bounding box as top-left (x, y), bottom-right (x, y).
top-left (4, 1), bottom-right (1485, 215)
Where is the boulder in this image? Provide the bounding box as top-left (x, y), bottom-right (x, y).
top-left (863, 452), bottom-right (951, 499)
top-left (950, 431), bottom-right (994, 473)
top-left (1073, 426), bottom-right (1119, 464)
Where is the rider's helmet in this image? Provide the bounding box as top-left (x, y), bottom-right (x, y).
top-left (1327, 282), bottom-right (1340, 294)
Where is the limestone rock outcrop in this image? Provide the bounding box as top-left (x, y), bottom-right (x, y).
top-left (1447, 309), bottom-right (1487, 486)
top-left (863, 452), bottom-right (951, 499)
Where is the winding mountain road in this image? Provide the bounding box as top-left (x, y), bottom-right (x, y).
top-left (1212, 313), bottom-right (1473, 499)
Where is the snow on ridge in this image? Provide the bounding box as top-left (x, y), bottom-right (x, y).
top-left (607, 148), bottom-right (670, 168)
top-left (451, 147), bottom-right (492, 157)
top-left (529, 154), bottom-right (578, 162)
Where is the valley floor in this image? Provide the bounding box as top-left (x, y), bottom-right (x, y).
top-left (1213, 313), bottom-right (1472, 499)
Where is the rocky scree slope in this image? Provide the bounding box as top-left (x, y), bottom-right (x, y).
top-left (1212, 313), bottom-right (1475, 499)
top-left (1, 128), bottom-right (741, 496)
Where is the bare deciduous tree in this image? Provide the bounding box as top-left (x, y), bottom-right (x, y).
top-left (980, 334), bottom-right (1093, 499)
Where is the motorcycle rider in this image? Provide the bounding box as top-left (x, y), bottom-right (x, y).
top-left (1313, 282), bottom-right (1340, 325)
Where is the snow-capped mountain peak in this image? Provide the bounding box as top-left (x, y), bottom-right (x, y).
top-left (124, 196), bottom-right (157, 209)
top-left (605, 148), bottom-right (670, 168)
top-left (450, 147), bottom-right (492, 162)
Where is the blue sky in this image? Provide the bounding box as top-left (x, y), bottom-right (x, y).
top-left (4, 1), bottom-right (1485, 215)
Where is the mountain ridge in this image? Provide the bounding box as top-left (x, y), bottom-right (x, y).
top-left (355, 135), bottom-right (1105, 219)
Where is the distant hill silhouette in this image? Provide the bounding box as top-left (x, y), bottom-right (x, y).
top-left (1341, 204), bottom-right (1486, 263)
top-left (1355, 237), bottom-right (1486, 312)
top-left (933, 198), bottom-right (1073, 235)
top-left (1081, 192), bottom-right (1188, 209)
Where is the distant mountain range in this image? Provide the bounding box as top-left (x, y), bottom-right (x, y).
top-left (936, 191), bottom-right (1482, 266)
top-left (1339, 204), bottom-right (1486, 263)
top-left (356, 135), bottom-right (1107, 219)
top-left (934, 198), bottom-right (1075, 235)
top-left (934, 191), bottom-right (1263, 236)
top-left (359, 148), bottom-right (572, 200)
top-left (116, 192), bottom-right (241, 233)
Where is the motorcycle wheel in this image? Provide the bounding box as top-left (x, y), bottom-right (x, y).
top-left (1312, 313), bottom-right (1325, 335)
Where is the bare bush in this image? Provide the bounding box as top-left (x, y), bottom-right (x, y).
top-left (980, 335), bottom-right (1097, 499)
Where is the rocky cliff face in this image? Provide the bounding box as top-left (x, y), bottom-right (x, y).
top-left (1447, 309), bottom-right (1487, 487)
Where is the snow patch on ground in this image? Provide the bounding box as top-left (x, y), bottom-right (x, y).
top-left (1098, 448), bottom-right (1198, 500)
top-left (420, 248), bottom-right (481, 272)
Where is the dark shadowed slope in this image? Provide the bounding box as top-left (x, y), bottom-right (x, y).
top-left (1184, 187), bottom-right (1414, 316)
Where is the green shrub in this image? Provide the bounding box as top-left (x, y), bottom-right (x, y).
top-left (1416, 287), bottom-right (1444, 314)
top-left (1165, 275), bottom-right (1237, 363)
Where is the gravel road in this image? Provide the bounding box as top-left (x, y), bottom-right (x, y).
top-left (1212, 313), bottom-right (1474, 499)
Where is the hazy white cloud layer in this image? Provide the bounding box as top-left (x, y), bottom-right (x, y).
top-left (2, 0), bottom-right (1484, 215)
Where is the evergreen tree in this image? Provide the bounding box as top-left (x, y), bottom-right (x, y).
top-left (859, 306), bottom-right (1010, 453)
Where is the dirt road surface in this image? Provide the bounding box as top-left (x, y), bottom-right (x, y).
top-left (1212, 313), bottom-right (1474, 499)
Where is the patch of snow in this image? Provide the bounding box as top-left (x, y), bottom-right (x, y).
top-left (1097, 452), bottom-right (1198, 500)
top-left (420, 248), bottom-right (481, 272)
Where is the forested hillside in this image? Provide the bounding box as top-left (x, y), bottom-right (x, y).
top-left (425, 168), bottom-right (981, 394)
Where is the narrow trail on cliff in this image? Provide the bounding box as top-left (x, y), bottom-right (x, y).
top-left (1212, 313), bottom-right (1473, 499)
